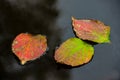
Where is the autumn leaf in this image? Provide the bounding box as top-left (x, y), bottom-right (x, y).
top-left (12, 33), bottom-right (47, 65)
top-left (54, 38), bottom-right (94, 67)
top-left (72, 17), bottom-right (110, 43)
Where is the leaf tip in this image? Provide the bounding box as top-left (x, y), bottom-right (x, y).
top-left (71, 16), bottom-right (75, 21)
top-left (21, 60), bottom-right (27, 65)
top-left (106, 39), bottom-right (111, 44)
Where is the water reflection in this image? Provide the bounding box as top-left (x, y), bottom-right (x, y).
top-left (0, 0), bottom-right (70, 80)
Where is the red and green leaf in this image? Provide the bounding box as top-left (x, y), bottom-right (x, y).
top-left (54, 38), bottom-right (94, 67)
top-left (12, 33), bottom-right (47, 65)
top-left (72, 17), bottom-right (110, 43)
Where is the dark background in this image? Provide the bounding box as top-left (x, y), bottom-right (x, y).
top-left (0, 0), bottom-right (120, 80)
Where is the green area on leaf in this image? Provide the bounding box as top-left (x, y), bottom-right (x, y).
top-left (72, 17), bottom-right (111, 43)
top-left (54, 38), bottom-right (94, 66)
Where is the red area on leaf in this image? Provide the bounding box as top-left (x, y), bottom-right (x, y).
top-left (72, 17), bottom-right (110, 43)
top-left (72, 18), bottom-right (94, 32)
top-left (12, 33), bottom-right (47, 65)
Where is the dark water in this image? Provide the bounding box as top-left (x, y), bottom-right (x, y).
top-left (0, 0), bottom-right (120, 80)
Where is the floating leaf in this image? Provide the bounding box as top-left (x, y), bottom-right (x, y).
top-left (12, 33), bottom-right (47, 65)
top-left (72, 17), bottom-right (110, 43)
top-left (54, 38), bottom-right (94, 67)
